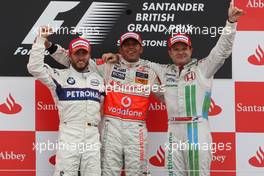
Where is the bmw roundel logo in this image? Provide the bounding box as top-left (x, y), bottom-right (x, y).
top-left (67, 77), bottom-right (76, 85)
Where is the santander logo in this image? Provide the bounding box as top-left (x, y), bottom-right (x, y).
top-left (249, 147), bottom-right (264, 167)
top-left (0, 94), bottom-right (22, 114)
top-left (248, 45), bottom-right (264, 65)
top-left (208, 98), bottom-right (222, 116)
top-left (149, 146), bottom-right (165, 167)
top-left (49, 155), bottom-right (56, 165)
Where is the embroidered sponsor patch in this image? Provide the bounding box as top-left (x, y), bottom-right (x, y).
top-left (113, 66), bottom-right (126, 72)
top-left (166, 77), bottom-right (176, 83)
top-left (135, 78), bottom-right (148, 85)
top-left (165, 73), bottom-right (176, 77)
top-left (90, 79), bottom-right (99, 86)
top-left (184, 71), bottom-right (196, 82)
top-left (136, 72), bottom-right (149, 79)
top-left (111, 71), bottom-right (126, 80)
top-left (67, 77), bottom-right (75, 85)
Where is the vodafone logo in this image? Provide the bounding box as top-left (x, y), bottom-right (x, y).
top-left (184, 71), bottom-right (196, 82)
top-left (0, 94), bottom-right (22, 114)
top-left (208, 98), bottom-right (222, 116)
top-left (249, 147), bottom-right (264, 167)
top-left (248, 45), bottom-right (264, 65)
top-left (49, 155), bottom-right (56, 165)
top-left (121, 96), bottom-right (132, 108)
top-left (149, 146), bottom-right (165, 167)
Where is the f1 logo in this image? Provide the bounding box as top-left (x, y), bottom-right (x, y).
top-left (22, 1), bottom-right (80, 44)
top-left (22, 1), bottom-right (127, 44)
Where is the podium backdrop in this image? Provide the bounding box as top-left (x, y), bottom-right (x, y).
top-left (0, 0), bottom-right (264, 175)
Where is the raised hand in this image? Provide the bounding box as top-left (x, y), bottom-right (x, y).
top-left (38, 26), bottom-right (53, 38)
top-left (102, 53), bottom-right (120, 63)
top-left (228, 0), bottom-right (245, 22)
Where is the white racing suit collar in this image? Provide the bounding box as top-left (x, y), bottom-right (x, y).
top-left (69, 64), bottom-right (90, 79)
top-left (172, 59), bottom-right (198, 71)
top-left (119, 57), bottom-right (141, 68)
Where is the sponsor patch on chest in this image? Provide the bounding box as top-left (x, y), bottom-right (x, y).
top-left (136, 72), bottom-right (149, 79)
top-left (135, 78), bottom-right (148, 85)
top-left (184, 71), bottom-right (196, 82)
top-left (111, 71), bottom-right (126, 80)
top-left (113, 66), bottom-right (126, 72)
top-left (90, 79), bottom-right (100, 86)
top-left (135, 72), bottom-right (148, 85)
top-left (67, 77), bottom-right (76, 85)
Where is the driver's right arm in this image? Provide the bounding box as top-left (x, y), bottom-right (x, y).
top-left (47, 42), bottom-right (106, 77)
top-left (47, 43), bottom-right (71, 67)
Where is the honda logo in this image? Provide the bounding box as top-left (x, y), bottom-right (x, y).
top-left (184, 71), bottom-right (196, 82)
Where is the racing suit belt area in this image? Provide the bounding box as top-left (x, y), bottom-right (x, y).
top-left (104, 91), bottom-right (150, 121)
top-left (28, 36), bottom-right (104, 176)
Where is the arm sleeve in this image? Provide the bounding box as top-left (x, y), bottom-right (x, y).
top-left (143, 59), bottom-right (167, 81)
top-left (27, 37), bottom-right (57, 92)
top-left (199, 21), bottom-right (237, 78)
top-left (89, 58), bottom-right (107, 77)
top-left (48, 43), bottom-right (107, 76)
top-left (152, 76), bottom-right (165, 103)
top-left (48, 43), bottom-right (71, 67)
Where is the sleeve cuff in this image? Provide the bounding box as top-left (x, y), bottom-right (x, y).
top-left (101, 92), bottom-right (106, 97)
top-left (35, 36), bottom-right (46, 44)
top-left (46, 43), bottom-right (58, 55)
top-left (226, 20), bottom-right (237, 28)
